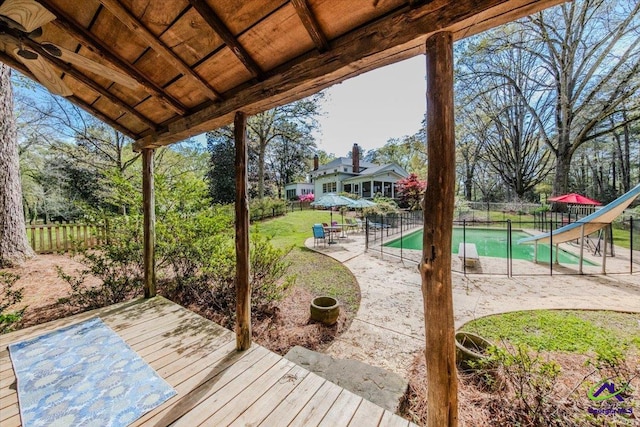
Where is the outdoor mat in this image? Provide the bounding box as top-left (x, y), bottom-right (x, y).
top-left (8, 317), bottom-right (176, 426)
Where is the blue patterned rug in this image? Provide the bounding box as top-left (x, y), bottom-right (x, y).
top-left (8, 317), bottom-right (176, 426)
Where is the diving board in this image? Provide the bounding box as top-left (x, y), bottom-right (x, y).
top-left (518, 183), bottom-right (640, 273)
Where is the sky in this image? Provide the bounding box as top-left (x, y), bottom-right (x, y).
top-left (314, 55), bottom-right (427, 157)
top-left (194, 56), bottom-right (427, 157)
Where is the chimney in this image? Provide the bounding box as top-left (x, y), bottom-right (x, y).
top-left (313, 154), bottom-right (319, 171)
top-left (352, 143), bottom-right (359, 173)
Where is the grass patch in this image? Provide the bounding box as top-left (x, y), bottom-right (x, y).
top-left (254, 210), bottom-right (361, 316)
top-left (253, 209), bottom-right (338, 249)
top-left (460, 310), bottom-right (640, 354)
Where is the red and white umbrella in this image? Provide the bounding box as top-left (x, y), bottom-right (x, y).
top-left (548, 193), bottom-right (601, 205)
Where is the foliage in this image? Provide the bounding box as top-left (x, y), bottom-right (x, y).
top-left (0, 272), bottom-right (25, 333)
top-left (250, 197), bottom-right (287, 220)
top-left (246, 94), bottom-right (323, 199)
top-left (298, 193), bottom-right (314, 202)
top-left (396, 173), bottom-right (426, 210)
top-left (362, 196), bottom-right (399, 218)
top-left (369, 132), bottom-right (427, 176)
top-left (461, 310), bottom-right (640, 354)
top-left (206, 127), bottom-right (236, 204)
top-left (163, 228), bottom-right (295, 328)
top-left (472, 344), bottom-right (567, 426)
top-left (57, 217), bottom-right (144, 310)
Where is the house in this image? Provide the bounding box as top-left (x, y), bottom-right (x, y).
top-left (284, 182), bottom-right (314, 201)
top-left (309, 144), bottom-right (409, 199)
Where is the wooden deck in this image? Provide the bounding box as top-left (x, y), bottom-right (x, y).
top-left (0, 297), bottom-right (416, 426)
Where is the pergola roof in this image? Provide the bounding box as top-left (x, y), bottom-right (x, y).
top-left (1, 0), bottom-right (564, 150)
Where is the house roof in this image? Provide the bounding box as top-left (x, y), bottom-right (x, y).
top-left (0, 0), bottom-right (565, 149)
top-left (342, 163), bottom-right (408, 182)
top-left (314, 157), bottom-right (376, 172)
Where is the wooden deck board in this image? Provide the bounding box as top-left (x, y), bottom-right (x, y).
top-left (1, 296), bottom-right (416, 426)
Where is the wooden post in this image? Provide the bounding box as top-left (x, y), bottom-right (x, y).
top-left (142, 148), bottom-right (156, 298)
top-left (235, 111), bottom-right (252, 351)
top-left (420, 31), bottom-right (458, 427)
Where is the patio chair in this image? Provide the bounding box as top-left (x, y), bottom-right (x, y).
top-left (312, 224), bottom-right (327, 247)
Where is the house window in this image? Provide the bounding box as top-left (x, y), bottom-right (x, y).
top-left (322, 182), bottom-right (337, 193)
top-left (344, 184), bottom-right (352, 193)
top-left (362, 181), bottom-right (371, 197)
top-left (286, 189), bottom-right (296, 200)
top-left (354, 184), bottom-right (359, 194)
top-left (383, 182), bottom-right (392, 198)
top-left (373, 181), bottom-right (382, 196)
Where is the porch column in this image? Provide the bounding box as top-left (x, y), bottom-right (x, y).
top-left (420, 31), bottom-right (458, 427)
top-left (142, 148), bottom-right (156, 298)
top-left (235, 111), bottom-right (252, 351)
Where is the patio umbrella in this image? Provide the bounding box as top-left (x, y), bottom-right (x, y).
top-left (548, 193), bottom-right (601, 205)
top-left (310, 193), bottom-right (354, 226)
top-left (348, 198), bottom-right (377, 208)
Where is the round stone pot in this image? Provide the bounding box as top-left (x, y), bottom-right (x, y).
top-left (455, 331), bottom-right (493, 370)
top-left (310, 296), bottom-right (340, 326)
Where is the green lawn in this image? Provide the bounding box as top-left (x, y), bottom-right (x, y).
top-left (253, 210), bottom-right (361, 315)
top-left (252, 210), bottom-right (341, 249)
top-left (460, 310), bottom-right (640, 355)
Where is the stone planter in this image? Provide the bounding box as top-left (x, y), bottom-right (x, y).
top-left (455, 331), bottom-right (493, 370)
top-left (310, 296), bottom-right (340, 326)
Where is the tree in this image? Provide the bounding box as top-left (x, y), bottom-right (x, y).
top-left (0, 64), bottom-right (35, 266)
top-left (247, 94), bottom-right (322, 199)
top-left (369, 131), bottom-right (427, 176)
top-left (525, 0), bottom-right (640, 196)
top-left (206, 127), bottom-right (236, 204)
top-left (396, 173), bottom-right (426, 210)
top-left (267, 123), bottom-right (316, 198)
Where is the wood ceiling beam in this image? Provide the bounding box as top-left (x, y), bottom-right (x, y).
top-left (96, 0), bottom-right (223, 102)
top-left (39, 0), bottom-right (188, 116)
top-left (17, 35), bottom-right (158, 131)
top-left (188, 0), bottom-right (264, 79)
top-left (0, 51), bottom-right (139, 138)
top-left (135, 0), bottom-right (566, 149)
top-left (291, 0), bottom-right (329, 52)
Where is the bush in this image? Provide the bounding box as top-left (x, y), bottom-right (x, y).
top-left (168, 230), bottom-right (294, 328)
top-left (473, 343), bottom-right (569, 426)
top-left (57, 216), bottom-right (144, 310)
top-left (0, 272), bottom-right (25, 333)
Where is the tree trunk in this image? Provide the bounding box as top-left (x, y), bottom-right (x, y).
top-left (421, 32), bottom-right (458, 427)
top-left (0, 64), bottom-right (35, 267)
top-left (257, 141), bottom-right (266, 199)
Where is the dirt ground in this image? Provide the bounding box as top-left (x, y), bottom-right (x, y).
top-left (1, 254), bottom-right (349, 356)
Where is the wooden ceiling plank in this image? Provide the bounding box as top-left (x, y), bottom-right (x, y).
top-left (18, 35), bottom-right (158, 131)
top-left (38, 0), bottom-right (188, 116)
top-left (0, 49), bottom-right (139, 138)
top-left (96, 0), bottom-right (223, 101)
top-left (188, 0), bottom-right (264, 79)
top-left (290, 0), bottom-right (329, 52)
top-left (134, 0), bottom-right (565, 149)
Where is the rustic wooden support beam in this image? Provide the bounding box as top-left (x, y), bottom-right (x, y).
top-left (96, 0), bottom-right (223, 101)
top-left (188, 0), bottom-right (263, 79)
top-left (13, 34), bottom-right (159, 131)
top-left (291, 0), bottom-right (329, 52)
top-left (142, 148), bottom-right (156, 298)
top-left (38, 0), bottom-right (189, 116)
top-left (421, 31), bottom-right (458, 427)
top-left (134, 0), bottom-right (565, 149)
top-left (0, 51), bottom-right (140, 138)
top-left (234, 111), bottom-right (251, 351)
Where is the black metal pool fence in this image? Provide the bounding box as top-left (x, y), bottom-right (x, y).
top-left (364, 211), bottom-right (639, 276)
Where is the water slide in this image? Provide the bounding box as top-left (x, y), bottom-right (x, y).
top-left (518, 183), bottom-right (640, 272)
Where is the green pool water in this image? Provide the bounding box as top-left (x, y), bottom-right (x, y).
top-left (384, 228), bottom-right (595, 265)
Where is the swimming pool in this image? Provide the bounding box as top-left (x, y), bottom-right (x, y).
top-left (384, 227), bottom-right (594, 265)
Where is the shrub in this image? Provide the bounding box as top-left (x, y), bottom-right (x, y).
top-left (0, 272), bottom-right (25, 333)
top-left (473, 343), bottom-right (569, 426)
top-left (57, 216), bottom-right (144, 310)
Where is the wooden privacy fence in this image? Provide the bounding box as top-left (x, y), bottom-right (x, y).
top-left (26, 223), bottom-right (106, 254)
